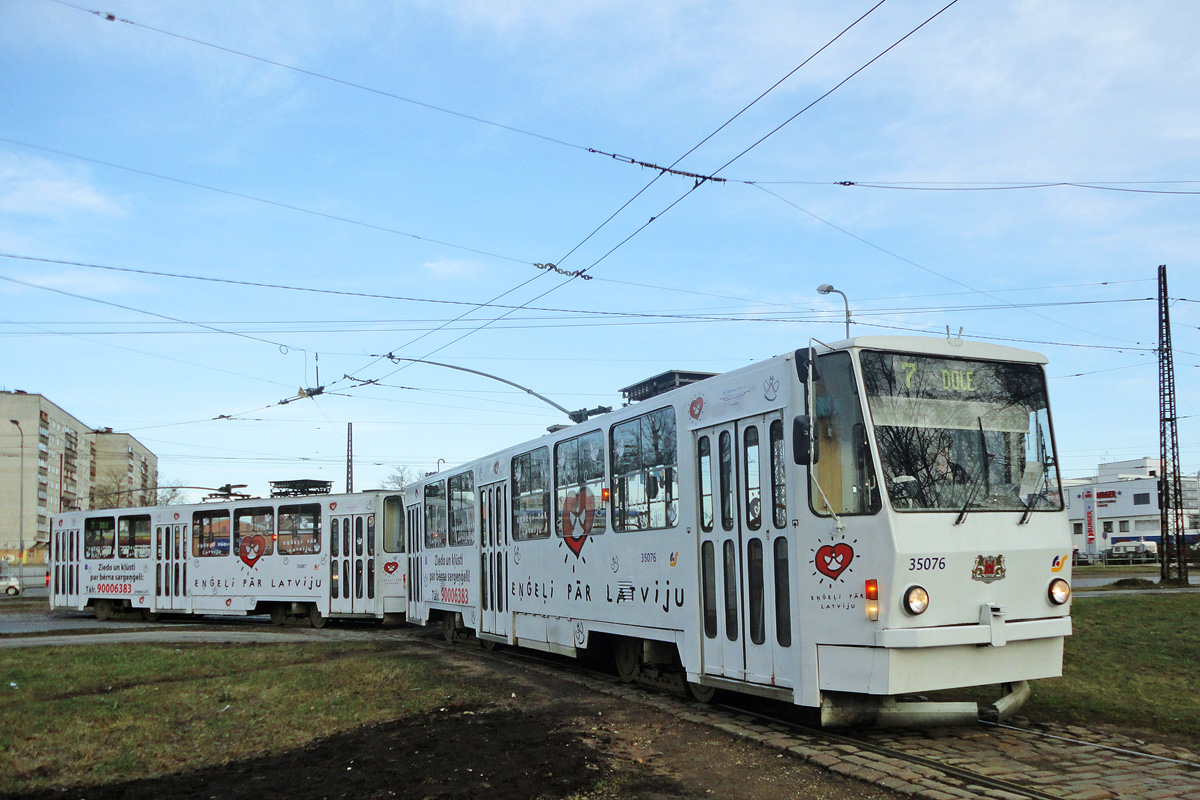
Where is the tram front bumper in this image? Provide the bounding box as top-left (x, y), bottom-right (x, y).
top-left (817, 614), bottom-right (1071, 696)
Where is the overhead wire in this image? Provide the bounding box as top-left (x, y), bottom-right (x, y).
top-left (339, 0), bottom-right (909, 390)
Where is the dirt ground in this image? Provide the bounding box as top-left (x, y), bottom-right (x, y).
top-left (0, 638), bottom-right (901, 800)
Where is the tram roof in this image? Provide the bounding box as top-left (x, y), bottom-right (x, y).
top-left (813, 335), bottom-right (1049, 365)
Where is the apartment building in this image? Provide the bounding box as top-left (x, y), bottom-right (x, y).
top-left (1, 391), bottom-right (157, 566)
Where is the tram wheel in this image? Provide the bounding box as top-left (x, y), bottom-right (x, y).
top-left (686, 681), bottom-right (716, 703)
top-left (307, 604), bottom-right (327, 629)
top-left (479, 637), bottom-right (497, 651)
top-left (270, 604), bottom-right (288, 627)
top-left (614, 637), bottom-right (642, 683)
top-left (442, 613), bottom-right (459, 643)
top-left (141, 610), bottom-right (160, 622)
top-left (93, 600), bottom-right (114, 621)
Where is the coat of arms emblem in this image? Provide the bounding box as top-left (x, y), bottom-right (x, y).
top-left (971, 554), bottom-right (1006, 583)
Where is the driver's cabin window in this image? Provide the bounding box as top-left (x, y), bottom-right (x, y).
top-left (809, 351), bottom-right (881, 516)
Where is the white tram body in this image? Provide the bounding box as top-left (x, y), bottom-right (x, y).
top-left (50, 490), bottom-right (408, 625)
top-left (404, 336), bottom-right (1073, 724)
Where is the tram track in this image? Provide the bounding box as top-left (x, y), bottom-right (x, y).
top-left (447, 631), bottom-right (1200, 800)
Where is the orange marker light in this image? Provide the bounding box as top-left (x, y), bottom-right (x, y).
top-left (601, 488), bottom-right (610, 503)
top-left (864, 579), bottom-right (880, 620)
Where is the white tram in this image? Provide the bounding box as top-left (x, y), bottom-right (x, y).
top-left (403, 336), bottom-right (1073, 725)
top-left (50, 489), bottom-right (407, 627)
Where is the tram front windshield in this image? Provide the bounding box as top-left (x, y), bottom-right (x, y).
top-left (859, 350), bottom-right (1063, 513)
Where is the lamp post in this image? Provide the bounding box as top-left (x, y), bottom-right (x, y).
top-left (8, 419), bottom-right (24, 593)
top-left (817, 284), bottom-right (851, 339)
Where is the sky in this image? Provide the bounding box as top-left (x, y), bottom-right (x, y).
top-left (2, 0), bottom-right (1198, 502)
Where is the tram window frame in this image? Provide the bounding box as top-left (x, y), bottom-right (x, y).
top-left (719, 430), bottom-right (733, 531)
top-left (277, 504), bottom-right (321, 555)
top-left (234, 506), bottom-right (275, 561)
top-left (424, 480), bottom-right (449, 548)
top-left (770, 420), bottom-right (787, 529)
top-left (382, 495), bottom-right (405, 553)
top-left (773, 537), bottom-right (792, 647)
top-left (84, 516), bottom-right (116, 559)
top-left (117, 514), bottom-right (151, 559)
top-left (448, 472), bottom-right (476, 547)
top-left (744, 426), bottom-right (762, 531)
top-left (512, 447), bottom-right (551, 541)
top-left (698, 436), bottom-right (714, 533)
top-left (808, 351), bottom-right (882, 518)
top-left (610, 407), bottom-right (678, 532)
top-left (192, 510), bottom-right (231, 557)
top-left (554, 430), bottom-right (607, 539)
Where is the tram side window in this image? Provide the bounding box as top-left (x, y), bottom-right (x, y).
top-left (770, 419), bottom-right (787, 529)
top-left (810, 352), bottom-right (881, 516)
top-left (555, 430), bottom-right (607, 538)
top-left (698, 436), bottom-right (714, 533)
top-left (611, 407), bottom-right (678, 531)
top-left (117, 514), bottom-right (151, 559)
top-left (84, 517), bottom-right (115, 559)
top-left (512, 447), bottom-right (550, 541)
top-left (449, 472), bottom-right (475, 546)
top-left (234, 507), bottom-right (275, 561)
top-left (383, 495), bottom-right (405, 553)
top-left (424, 481), bottom-right (448, 548)
top-left (744, 426), bottom-right (762, 531)
top-left (192, 510), bottom-right (231, 557)
top-left (277, 504), bottom-right (320, 555)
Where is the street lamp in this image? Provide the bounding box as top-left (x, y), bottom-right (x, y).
top-left (817, 284), bottom-right (851, 339)
top-left (8, 419), bottom-right (24, 593)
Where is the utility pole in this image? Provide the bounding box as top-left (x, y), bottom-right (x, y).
top-left (1157, 264), bottom-right (1189, 584)
top-left (346, 422), bottom-right (354, 494)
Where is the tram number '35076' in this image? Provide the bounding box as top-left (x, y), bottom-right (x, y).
top-left (908, 557), bottom-right (946, 571)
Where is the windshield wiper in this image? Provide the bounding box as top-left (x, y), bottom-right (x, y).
top-left (1019, 418), bottom-right (1051, 525)
top-left (954, 418), bottom-right (989, 526)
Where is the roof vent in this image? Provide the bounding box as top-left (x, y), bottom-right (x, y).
top-left (270, 479), bottom-right (333, 497)
top-left (620, 370), bottom-right (716, 403)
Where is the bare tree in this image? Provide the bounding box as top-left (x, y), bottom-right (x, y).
top-left (156, 479), bottom-right (191, 506)
top-left (382, 465), bottom-right (416, 491)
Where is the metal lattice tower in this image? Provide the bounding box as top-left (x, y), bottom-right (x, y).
top-left (346, 422), bottom-right (354, 494)
top-left (1158, 264), bottom-right (1189, 583)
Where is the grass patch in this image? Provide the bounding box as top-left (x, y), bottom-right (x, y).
top-left (1024, 593), bottom-right (1200, 745)
top-left (0, 641), bottom-right (488, 792)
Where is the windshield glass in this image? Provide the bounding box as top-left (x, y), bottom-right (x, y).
top-left (860, 350), bottom-right (1063, 513)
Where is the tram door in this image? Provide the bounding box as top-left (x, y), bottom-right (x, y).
top-left (329, 513), bottom-right (374, 615)
top-left (695, 413), bottom-right (791, 686)
top-left (51, 523), bottom-right (82, 608)
top-left (405, 502), bottom-right (427, 623)
top-left (154, 520), bottom-right (188, 611)
top-left (478, 481), bottom-right (511, 640)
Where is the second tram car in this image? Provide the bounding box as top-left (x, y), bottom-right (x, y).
top-left (50, 489), bottom-right (407, 626)
top-left (402, 335), bottom-right (1073, 725)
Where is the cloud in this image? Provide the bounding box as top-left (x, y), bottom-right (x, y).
top-left (421, 257), bottom-right (485, 280)
top-left (0, 153), bottom-right (124, 219)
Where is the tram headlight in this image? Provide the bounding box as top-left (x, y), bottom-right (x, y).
top-left (1048, 578), bottom-right (1071, 606)
top-left (902, 585), bottom-right (929, 616)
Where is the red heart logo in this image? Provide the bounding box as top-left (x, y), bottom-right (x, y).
top-left (173, 513), bottom-right (180, 520)
top-left (815, 543), bottom-right (854, 580)
top-left (560, 488), bottom-right (596, 557)
top-left (239, 534), bottom-right (267, 568)
top-left (329, 502), bottom-right (338, 511)
top-left (384, 561), bottom-right (399, 574)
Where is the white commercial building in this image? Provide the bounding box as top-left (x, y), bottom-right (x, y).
top-left (1064, 458), bottom-right (1199, 559)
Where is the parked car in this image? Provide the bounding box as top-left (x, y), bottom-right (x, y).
top-left (0, 572), bottom-right (21, 596)
top-left (1108, 541), bottom-right (1158, 563)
